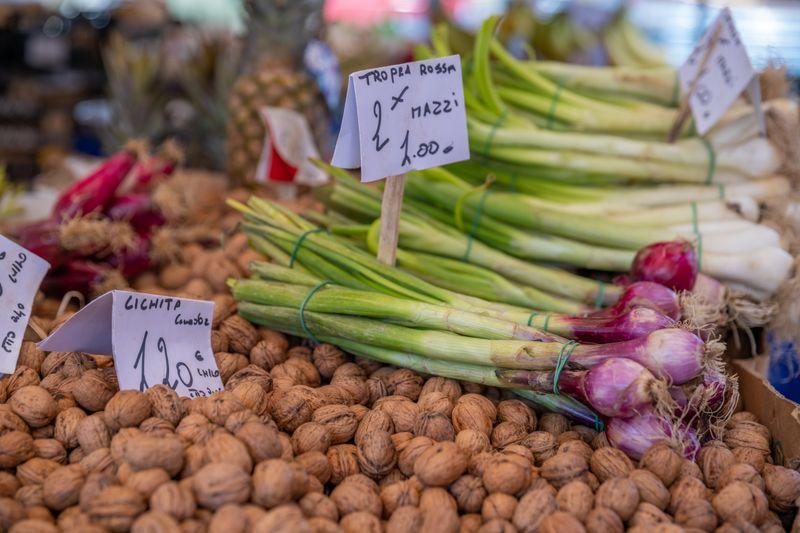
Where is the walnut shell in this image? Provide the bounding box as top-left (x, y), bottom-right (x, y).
top-left (397, 436), bottom-right (433, 477)
top-left (420, 505), bottom-right (459, 532)
top-left (104, 391), bottom-right (152, 431)
top-left (357, 430), bottom-right (396, 479)
top-left (131, 510), bottom-right (181, 532)
top-left (0, 431), bottom-right (35, 467)
top-left (584, 507), bottom-right (623, 533)
top-left (414, 441), bottom-right (466, 487)
top-left (380, 480), bottom-right (419, 516)
top-left (420, 377), bottom-right (461, 403)
top-left (123, 435), bottom-right (184, 476)
top-left (460, 513), bottom-right (483, 533)
top-left (330, 475), bottom-right (382, 517)
top-left (226, 365), bottom-right (273, 394)
top-left (417, 391), bottom-right (453, 417)
top-left (717, 463), bottom-right (763, 491)
top-left (538, 413), bottom-right (569, 436)
top-left (762, 463), bottom-right (800, 512)
top-left (541, 452), bottom-right (587, 489)
top-left (698, 441), bottom-right (735, 490)
top-left (373, 396), bottom-right (419, 433)
top-left (71, 370), bottom-right (115, 413)
top-left (144, 385), bottom-right (185, 426)
top-left (235, 422), bottom-right (282, 463)
top-left (86, 485), bottom-right (146, 532)
top-left (124, 467), bottom-right (170, 498)
top-left (327, 444), bottom-right (360, 485)
top-left (538, 510), bottom-right (585, 533)
top-left (732, 446), bottom-right (767, 472)
top-left (448, 474), bottom-right (486, 514)
top-left (674, 498), bottom-right (717, 531)
top-left (490, 422), bottom-right (526, 449)
top-left (252, 459), bottom-right (307, 508)
top-left (590, 447), bottom-right (634, 483)
top-left (413, 411), bottom-right (455, 441)
top-left (149, 481), bottom-right (196, 521)
top-left (205, 432), bottom-right (252, 474)
top-left (291, 422), bottom-right (331, 456)
top-left (629, 502), bottom-right (671, 527)
top-left (496, 400), bottom-right (536, 432)
top-left (219, 315), bottom-right (259, 354)
top-left (512, 488), bottom-right (556, 533)
top-left (482, 492), bottom-right (517, 521)
top-left (329, 376), bottom-right (368, 406)
top-left (668, 475), bottom-right (708, 514)
top-left (456, 429), bottom-right (491, 457)
top-left (193, 462), bottom-right (251, 509)
top-left (482, 453), bottom-right (531, 495)
top-left (268, 386), bottom-right (318, 432)
top-left (723, 421), bottom-right (770, 454)
top-left (418, 486), bottom-right (457, 512)
top-left (6, 367), bottom-right (40, 395)
top-left (355, 410), bottom-right (394, 445)
top-left (557, 439), bottom-right (593, 463)
top-left (340, 510), bottom-right (381, 533)
top-left (639, 443), bottom-right (683, 487)
top-left (9, 386), bottom-right (57, 428)
top-left (312, 405), bottom-right (358, 445)
top-left (521, 431), bottom-right (557, 464)
top-left (628, 469), bottom-right (669, 510)
top-left (299, 492), bottom-right (339, 522)
top-left (309, 344), bottom-right (345, 380)
top-left (555, 480), bottom-right (593, 521)
top-left (386, 369), bottom-right (423, 401)
top-left (595, 477), bottom-right (639, 521)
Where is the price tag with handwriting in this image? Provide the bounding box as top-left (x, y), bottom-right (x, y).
top-left (679, 7), bottom-right (756, 135)
top-left (0, 235), bottom-right (49, 374)
top-left (332, 55), bottom-right (469, 182)
top-left (39, 290), bottom-right (222, 398)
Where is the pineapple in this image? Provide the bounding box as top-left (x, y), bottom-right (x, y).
top-left (226, 0), bottom-right (331, 183)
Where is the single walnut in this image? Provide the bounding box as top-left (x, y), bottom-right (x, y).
top-left (15, 484), bottom-right (44, 508)
top-left (414, 441), bottom-right (467, 487)
top-left (104, 391), bottom-right (152, 432)
top-left (449, 474), bottom-right (486, 513)
top-left (540, 453), bottom-right (587, 489)
top-left (291, 422), bottom-right (331, 456)
top-left (482, 453), bottom-right (531, 495)
top-left (628, 502), bottom-right (671, 527)
top-left (418, 486), bottom-right (457, 512)
top-left (9, 386), bottom-right (57, 428)
top-left (490, 422), bottom-right (526, 449)
top-left (668, 476), bottom-right (708, 514)
top-left (732, 446), bottom-right (767, 472)
top-left (226, 365), bottom-right (273, 394)
top-left (680, 459), bottom-right (703, 480)
top-left (420, 377), bottom-right (461, 403)
top-left (269, 386), bottom-right (320, 432)
top-left (717, 462), bottom-right (763, 491)
top-left (80, 448), bottom-right (114, 474)
top-left (252, 459), bottom-right (307, 508)
top-left (590, 447), bottom-right (633, 483)
top-left (538, 510), bottom-right (585, 533)
top-left (370, 396), bottom-right (417, 433)
top-left (219, 315), bottom-right (259, 354)
top-left (414, 411), bottom-right (455, 442)
top-left (584, 506), bottom-right (623, 533)
top-left (295, 451), bottom-right (332, 485)
top-left (459, 513), bottom-right (483, 533)
top-left (553, 480), bottom-right (592, 522)
top-left (538, 413), bottom-right (569, 436)
top-left (397, 436), bottom-right (434, 477)
top-left (327, 444), bottom-right (360, 485)
top-left (512, 488), bottom-right (557, 533)
top-left (17, 457), bottom-right (59, 485)
top-left (234, 422), bottom-right (282, 463)
top-left (330, 475), bottom-right (382, 517)
top-left (272, 358), bottom-right (321, 388)
top-left (215, 352), bottom-right (249, 382)
top-left (557, 439), bottom-right (592, 463)
top-left (417, 391), bottom-right (453, 418)
top-left (71, 370), bottom-right (115, 413)
top-left (628, 468), bottom-right (669, 510)
top-left (122, 435), bottom-right (184, 476)
top-left (143, 385), bottom-right (185, 426)
top-left (497, 400), bottom-right (537, 432)
top-left (204, 391), bottom-right (245, 426)
top-left (32, 438), bottom-right (65, 464)
top-left (357, 430), bottom-right (396, 478)
top-left (556, 431), bottom-right (581, 445)
top-left (386, 505), bottom-right (422, 532)
top-left (193, 462), bottom-right (251, 510)
top-left (481, 492), bottom-right (517, 521)
top-left (205, 432), bottom-right (252, 474)
top-left (310, 344), bottom-right (346, 380)
top-left (521, 432), bottom-right (557, 464)
top-left (674, 499), bottom-right (718, 531)
top-left (6, 367), bottom-right (40, 395)
top-left (698, 441), bottom-right (735, 490)
top-left (0, 431), bottom-right (35, 467)
top-left (451, 404), bottom-right (492, 437)
top-left (639, 443), bottom-right (683, 487)
top-left (138, 417), bottom-right (174, 437)
top-left (387, 369), bottom-right (423, 400)
top-left (355, 410), bottom-right (394, 445)
top-left (86, 485), bottom-right (146, 532)
top-left (124, 467), bottom-right (170, 498)
top-left (595, 477), bottom-right (639, 521)
top-left (330, 376), bottom-right (369, 406)
top-left (762, 463), bottom-right (800, 512)
top-left (312, 405), bottom-right (358, 445)
top-left (723, 421), bottom-right (770, 455)
top-left (456, 429), bottom-right (491, 457)
top-left (131, 510), bottom-right (181, 532)
top-left (0, 472), bottom-right (19, 498)
top-left (17, 343), bottom-right (46, 375)
top-left (0, 404), bottom-right (28, 434)
top-left (333, 363), bottom-right (367, 381)
top-left (149, 481), bottom-right (196, 521)
top-left (340, 510), bottom-right (381, 533)
top-left (380, 480), bottom-right (419, 516)
top-left (299, 492), bottom-right (339, 522)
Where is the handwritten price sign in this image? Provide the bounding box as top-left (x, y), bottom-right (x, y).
top-left (678, 7), bottom-right (757, 135)
top-left (0, 235), bottom-right (49, 374)
top-left (332, 55), bottom-right (470, 182)
top-left (39, 290), bottom-right (222, 398)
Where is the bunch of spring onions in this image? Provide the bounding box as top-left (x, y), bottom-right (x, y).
top-left (407, 18), bottom-right (799, 313)
top-left (229, 195), bottom-right (736, 459)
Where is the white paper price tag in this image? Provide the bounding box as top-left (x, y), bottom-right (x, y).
top-left (0, 235), bottom-right (49, 374)
top-left (39, 290), bottom-right (222, 398)
top-left (332, 55), bottom-right (470, 182)
top-left (678, 7), bottom-right (756, 135)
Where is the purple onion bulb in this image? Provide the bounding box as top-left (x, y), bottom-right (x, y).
top-left (631, 240), bottom-right (698, 291)
top-left (606, 411), bottom-right (700, 460)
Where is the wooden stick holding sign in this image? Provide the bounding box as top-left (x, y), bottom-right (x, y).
top-left (331, 56), bottom-right (470, 265)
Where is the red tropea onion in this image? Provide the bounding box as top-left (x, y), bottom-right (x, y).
top-left (52, 146), bottom-right (140, 219)
top-left (497, 358), bottom-right (670, 418)
top-left (43, 260), bottom-right (113, 295)
top-left (561, 306), bottom-right (675, 343)
top-left (105, 193), bottom-right (166, 233)
top-left (630, 240), bottom-right (698, 291)
top-left (606, 410), bottom-right (700, 460)
top-left (131, 139), bottom-right (181, 189)
top-left (595, 281), bottom-right (681, 321)
top-left (107, 234), bottom-right (151, 279)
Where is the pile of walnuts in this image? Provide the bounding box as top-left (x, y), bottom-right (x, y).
top-left (1, 299), bottom-right (800, 532)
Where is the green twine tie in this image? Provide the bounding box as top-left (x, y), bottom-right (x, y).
top-left (480, 111), bottom-right (508, 162)
top-left (594, 282), bottom-right (606, 309)
top-left (289, 228), bottom-right (326, 268)
top-left (526, 312), bottom-right (551, 332)
top-left (701, 138), bottom-right (716, 185)
top-left (690, 202), bottom-right (703, 271)
top-left (546, 80), bottom-right (566, 130)
top-left (593, 415), bottom-right (604, 432)
top-left (553, 340), bottom-right (578, 395)
top-left (299, 281), bottom-right (332, 345)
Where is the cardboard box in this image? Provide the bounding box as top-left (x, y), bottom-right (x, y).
top-left (732, 356), bottom-right (800, 467)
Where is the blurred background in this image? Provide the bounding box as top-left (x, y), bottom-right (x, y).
top-left (0, 0), bottom-right (798, 182)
